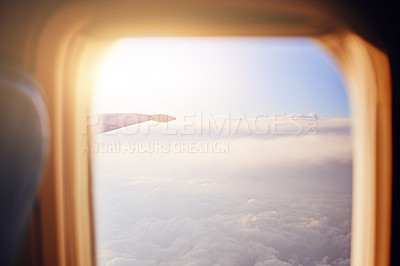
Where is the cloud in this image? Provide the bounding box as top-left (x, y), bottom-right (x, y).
top-left (93, 118), bottom-right (352, 266)
top-left (106, 258), bottom-right (140, 266)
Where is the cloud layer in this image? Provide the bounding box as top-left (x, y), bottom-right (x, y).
top-left (93, 118), bottom-right (352, 266)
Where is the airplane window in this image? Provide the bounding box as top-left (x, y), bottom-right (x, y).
top-left (90, 37), bottom-right (352, 266)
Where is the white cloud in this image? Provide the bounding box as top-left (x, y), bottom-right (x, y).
top-left (93, 118), bottom-right (352, 266)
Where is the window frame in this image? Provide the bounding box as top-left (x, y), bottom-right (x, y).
top-left (28, 1), bottom-right (392, 265)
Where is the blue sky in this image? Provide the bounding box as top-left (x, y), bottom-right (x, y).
top-left (94, 37), bottom-right (349, 118)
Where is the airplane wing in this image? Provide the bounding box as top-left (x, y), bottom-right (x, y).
top-left (91, 113), bottom-right (176, 134)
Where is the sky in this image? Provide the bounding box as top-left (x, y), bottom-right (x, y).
top-left (93, 37), bottom-right (349, 118)
top-left (92, 37), bottom-right (352, 266)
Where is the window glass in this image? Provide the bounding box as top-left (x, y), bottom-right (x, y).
top-left (91, 37), bottom-right (352, 266)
